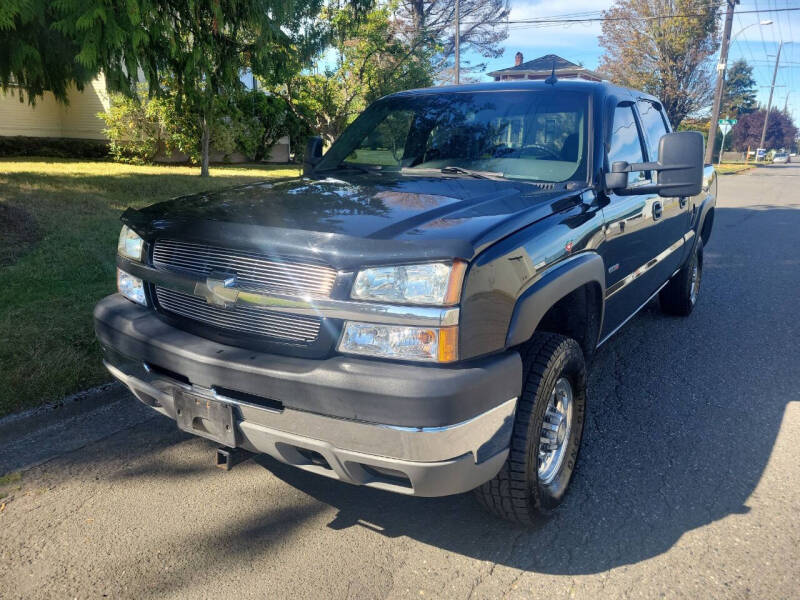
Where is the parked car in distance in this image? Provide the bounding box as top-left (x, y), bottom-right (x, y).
top-left (773, 151), bottom-right (790, 164)
top-left (95, 80), bottom-right (715, 524)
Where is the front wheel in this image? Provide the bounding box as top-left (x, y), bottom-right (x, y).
top-left (475, 333), bottom-right (586, 524)
top-left (660, 242), bottom-right (703, 316)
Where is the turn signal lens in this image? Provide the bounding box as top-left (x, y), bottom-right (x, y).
top-left (338, 322), bottom-right (458, 362)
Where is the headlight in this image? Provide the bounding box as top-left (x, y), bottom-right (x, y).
top-left (118, 225), bottom-right (144, 261)
top-left (117, 268), bottom-right (147, 305)
top-left (351, 261), bottom-right (466, 305)
top-left (338, 322), bottom-right (458, 362)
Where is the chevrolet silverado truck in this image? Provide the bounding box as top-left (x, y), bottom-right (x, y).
top-left (94, 80), bottom-right (716, 524)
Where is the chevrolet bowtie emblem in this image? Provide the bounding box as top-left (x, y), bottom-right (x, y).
top-left (195, 272), bottom-right (239, 308)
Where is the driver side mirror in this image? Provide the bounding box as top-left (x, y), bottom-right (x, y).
top-left (303, 136), bottom-right (324, 176)
top-left (605, 131), bottom-right (704, 197)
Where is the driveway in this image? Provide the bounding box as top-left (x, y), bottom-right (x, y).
top-left (2, 165), bottom-right (799, 599)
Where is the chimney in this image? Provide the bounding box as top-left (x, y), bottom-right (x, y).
top-left (515, 52), bottom-right (523, 66)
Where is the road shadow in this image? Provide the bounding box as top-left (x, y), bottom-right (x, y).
top-left (250, 204), bottom-right (799, 575)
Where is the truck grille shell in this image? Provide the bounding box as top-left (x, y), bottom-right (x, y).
top-left (154, 286), bottom-right (322, 343)
top-left (152, 239), bottom-right (337, 296)
top-left (151, 239), bottom-right (336, 345)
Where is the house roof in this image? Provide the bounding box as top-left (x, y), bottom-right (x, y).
top-left (488, 53), bottom-right (603, 80)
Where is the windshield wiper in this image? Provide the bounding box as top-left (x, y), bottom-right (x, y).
top-left (402, 166), bottom-right (506, 180)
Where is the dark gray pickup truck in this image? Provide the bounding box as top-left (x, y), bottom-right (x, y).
top-left (95, 79), bottom-right (716, 523)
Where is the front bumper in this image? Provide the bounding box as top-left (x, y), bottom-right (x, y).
top-left (95, 295), bottom-right (522, 496)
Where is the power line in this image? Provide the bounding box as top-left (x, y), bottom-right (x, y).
top-left (464, 6), bottom-right (800, 28)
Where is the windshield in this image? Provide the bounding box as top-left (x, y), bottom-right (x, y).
top-left (316, 90), bottom-right (589, 183)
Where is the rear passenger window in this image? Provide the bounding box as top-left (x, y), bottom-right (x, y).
top-left (637, 100), bottom-right (669, 162)
top-left (609, 104), bottom-right (647, 185)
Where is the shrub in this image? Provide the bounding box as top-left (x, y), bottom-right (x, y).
top-left (99, 86), bottom-right (309, 164)
top-left (0, 136), bottom-right (109, 159)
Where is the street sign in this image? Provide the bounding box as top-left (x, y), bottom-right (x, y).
top-left (718, 118), bottom-right (738, 125)
top-left (719, 122), bottom-right (732, 135)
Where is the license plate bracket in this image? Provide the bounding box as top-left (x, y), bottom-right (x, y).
top-left (174, 389), bottom-right (236, 447)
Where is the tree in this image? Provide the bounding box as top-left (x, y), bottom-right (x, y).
top-left (397, 0), bottom-right (510, 81)
top-left (0, 0), bottom-right (92, 104)
top-left (730, 108), bottom-right (798, 152)
top-left (284, 4), bottom-right (434, 145)
top-left (3, 1), bottom-right (369, 176)
top-left (722, 59), bottom-right (757, 118)
top-left (598, 0), bottom-right (720, 127)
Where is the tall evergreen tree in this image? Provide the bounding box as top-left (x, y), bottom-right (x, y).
top-left (0, 0), bottom-right (92, 104)
top-left (721, 59), bottom-right (757, 118)
top-left (2, 0), bottom-right (370, 176)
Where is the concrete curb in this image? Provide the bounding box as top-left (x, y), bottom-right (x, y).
top-left (0, 382), bottom-right (122, 443)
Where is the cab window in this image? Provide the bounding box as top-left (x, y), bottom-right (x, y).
top-left (637, 100), bottom-right (670, 162)
top-left (609, 104), bottom-right (647, 185)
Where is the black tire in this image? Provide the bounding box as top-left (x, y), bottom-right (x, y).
top-left (660, 241), bottom-right (703, 316)
top-left (474, 333), bottom-right (586, 524)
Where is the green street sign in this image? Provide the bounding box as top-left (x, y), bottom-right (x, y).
top-left (718, 118), bottom-right (737, 125)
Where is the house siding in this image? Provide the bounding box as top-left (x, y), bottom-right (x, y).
top-left (0, 75), bottom-right (110, 139)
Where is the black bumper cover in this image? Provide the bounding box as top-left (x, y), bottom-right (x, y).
top-left (94, 295), bottom-right (522, 428)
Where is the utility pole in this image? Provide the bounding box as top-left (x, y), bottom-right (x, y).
top-left (454, 0), bottom-right (460, 84)
top-left (706, 0), bottom-right (737, 165)
top-left (759, 41), bottom-right (783, 154)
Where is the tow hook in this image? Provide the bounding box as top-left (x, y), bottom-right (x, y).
top-left (215, 446), bottom-right (253, 471)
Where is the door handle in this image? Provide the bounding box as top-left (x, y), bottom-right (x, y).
top-left (679, 197), bottom-right (688, 208)
top-left (653, 201), bottom-right (663, 221)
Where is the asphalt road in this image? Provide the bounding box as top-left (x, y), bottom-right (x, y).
top-left (2, 165), bottom-right (799, 599)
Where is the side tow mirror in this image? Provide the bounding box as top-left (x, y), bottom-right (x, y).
top-left (605, 131), bottom-right (705, 197)
top-left (654, 131), bottom-right (704, 197)
top-left (303, 136), bottom-right (324, 176)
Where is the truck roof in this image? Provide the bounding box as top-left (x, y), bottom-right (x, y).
top-left (386, 79), bottom-right (663, 109)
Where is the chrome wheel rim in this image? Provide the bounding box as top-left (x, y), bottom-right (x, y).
top-left (538, 377), bottom-right (573, 484)
top-left (689, 262), bottom-right (700, 305)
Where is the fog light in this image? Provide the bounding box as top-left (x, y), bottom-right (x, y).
top-left (117, 268), bottom-right (146, 306)
top-left (338, 322), bottom-right (458, 362)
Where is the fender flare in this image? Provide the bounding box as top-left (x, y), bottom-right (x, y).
top-left (505, 252), bottom-right (607, 348)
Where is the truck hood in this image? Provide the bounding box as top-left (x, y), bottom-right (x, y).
top-left (124, 173), bottom-right (585, 269)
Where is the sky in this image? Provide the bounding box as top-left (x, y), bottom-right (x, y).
top-left (467, 0), bottom-right (800, 121)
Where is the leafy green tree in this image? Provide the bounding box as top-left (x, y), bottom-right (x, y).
top-left (598, 0), bottom-right (720, 127)
top-left (284, 3), bottom-right (434, 145)
top-left (722, 59), bottom-right (757, 118)
top-left (61, 1), bottom-right (344, 175)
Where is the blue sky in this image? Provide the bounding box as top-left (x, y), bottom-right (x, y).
top-left (467, 0), bottom-right (800, 120)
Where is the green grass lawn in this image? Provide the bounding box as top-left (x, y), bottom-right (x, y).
top-left (0, 158), bottom-right (300, 417)
top-left (715, 163), bottom-right (756, 175)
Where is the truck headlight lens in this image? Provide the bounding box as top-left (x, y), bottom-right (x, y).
top-left (117, 268), bottom-right (147, 306)
top-left (351, 261), bottom-right (466, 305)
top-left (338, 322), bottom-right (458, 362)
top-left (117, 225), bottom-right (144, 261)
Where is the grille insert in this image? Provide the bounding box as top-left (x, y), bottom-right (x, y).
top-left (152, 239), bottom-right (337, 296)
top-left (155, 286), bottom-right (322, 343)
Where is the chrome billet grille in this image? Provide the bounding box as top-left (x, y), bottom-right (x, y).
top-left (152, 239), bottom-right (337, 296)
top-left (154, 287), bottom-right (322, 343)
